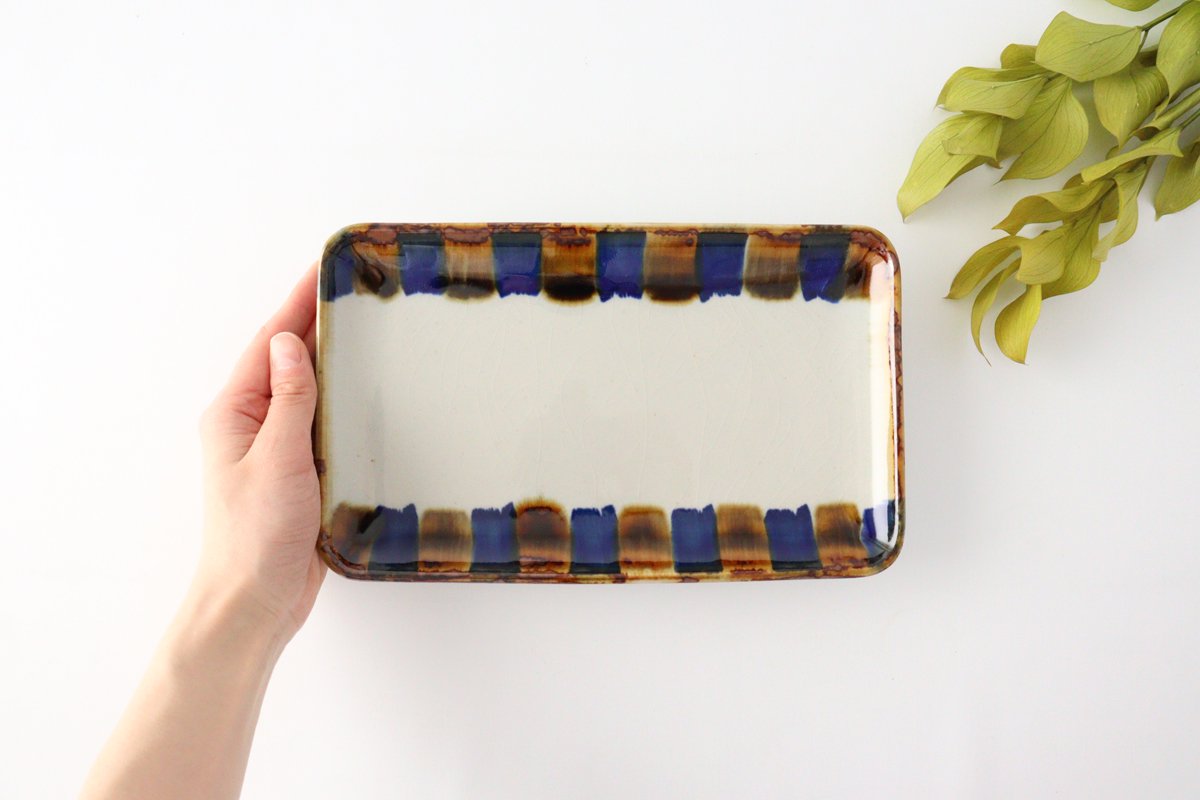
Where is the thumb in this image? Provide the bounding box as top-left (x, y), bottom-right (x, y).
top-left (253, 332), bottom-right (317, 464)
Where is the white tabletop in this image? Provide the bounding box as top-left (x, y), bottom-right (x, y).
top-left (3, 1), bottom-right (1197, 797)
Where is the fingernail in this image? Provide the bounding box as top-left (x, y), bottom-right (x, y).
top-left (269, 333), bottom-right (302, 370)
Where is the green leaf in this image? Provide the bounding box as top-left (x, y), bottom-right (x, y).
top-left (1080, 127), bottom-right (1184, 181)
top-left (1094, 63), bottom-right (1168, 144)
top-left (1043, 210), bottom-right (1104, 298)
top-left (1137, 89), bottom-right (1200, 141)
top-left (999, 77), bottom-right (1073, 157)
top-left (952, 155), bottom-right (991, 179)
top-left (944, 113), bottom-right (1004, 159)
top-left (1001, 81), bottom-right (1089, 180)
top-left (972, 264), bottom-right (1019, 357)
top-left (1094, 164), bottom-right (1149, 260)
top-left (948, 236), bottom-right (1022, 299)
top-left (1035, 12), bottom-right (1142, 82)
top-left (1104, 0), bottom-right (1160, 9)
top-left (1154, 139), bottom-right (1200, 217)
top-left (1097, 183), bottom-right (1121, 223)
top-left (996, 284), bottom-right (1043, 363)
top-left (898, 115), bottom-right (986, 218)
top-left (944, 76), bottom-right (1047, 120)
top-left (993, 180), bottom-right (1112, 234)
top-left (1001, 44), bottom-right (1038, 68)
top-left (937, 66), bottom-right (1043, 105)
top-left (1157, 0), bottom-right (1200, 98)
top-left (938, 66), bottom-right (1048, 118)
top-left (1015, 227), bottom-right (1069, 283)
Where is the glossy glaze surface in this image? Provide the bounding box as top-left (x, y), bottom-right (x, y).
top-left (317, 224), bottom-right (903, 581)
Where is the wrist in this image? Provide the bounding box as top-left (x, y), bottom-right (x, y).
top-left (170, 569), bottom-right (291, 676)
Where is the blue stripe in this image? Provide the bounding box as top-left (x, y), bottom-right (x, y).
top-left (367, 504), bottom-right (419, 571)
top-left (398, 233), bottom-right (447, 295)
top-left (570, 506), bottom-right (619, 574)
top-left (471, 504), bottom-right (519, 573)
top-left (321, 235), bottom-right (358, 301)
top-left (697, 232), bottom-right (746, 301)
top-left (345, 500), bottom-right (895, 576)
top-left (671, 505), bottom-right (721, 572)
top-left (861, 500), bottom-right (896, 560)
top-left (323, 228), bottom-right (866, 305)
top-left (493, 233), bottom-right (541, 296)
top-left (798, 232), bottom-right (850, 302)
top-left (596, 231), bottom-right (645, 300)
top-left (765, 506), bottom-right (820, 569)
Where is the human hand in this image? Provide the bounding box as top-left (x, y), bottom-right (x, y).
top-left (81, 267), bottom-right (325, 799)
top-left (198, 265), bottom-right (324, 642)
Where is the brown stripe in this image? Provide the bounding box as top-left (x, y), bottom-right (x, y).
top-left (351, 240), bottom-right (401, 298)
top-left (814, 504), bottom-right (868, 567)
top-left (541, 229), bottom-right (596, 302)
top-left (443, 229), bottom-right (494, 299)
top-left (716, 504), bottom-right (771, 574)
top-left (744, 234), bottom-right (800, 299)
top-left (841, 238), bottom-right (873, 300)
top-left (618, 506), bottom-right (673, 576)
top-left (847, 227), bottom-right (899, 302)
top-left (329, 503), bottom-right (374, 568)
top-left (516, 501), bottom-right (570, 574)
top-left (643, 230), bottom-right (699, 301)
top-left (419, 509), bottom-right (472, 572)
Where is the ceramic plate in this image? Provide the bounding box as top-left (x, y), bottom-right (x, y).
top-left (316, 224), bottom-right (903, 582)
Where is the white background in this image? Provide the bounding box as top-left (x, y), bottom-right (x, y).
top-left (3, 1), bottom-right (1198, 797)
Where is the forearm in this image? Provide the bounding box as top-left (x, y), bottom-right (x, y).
top-left (82, 272), bottom-right (323, 798)
top-left (81, 570), bottom-right (288, 800)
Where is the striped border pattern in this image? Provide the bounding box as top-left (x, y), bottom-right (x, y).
top-left (316, 223), bottom-right (904, 582)
top-left (325, 501), bottom-right (897, 582)
top-left (320, 224), bottom-right (889, 305)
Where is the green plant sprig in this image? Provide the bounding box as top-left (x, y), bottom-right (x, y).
top-left (899, 0), bottom-right (1200, 362)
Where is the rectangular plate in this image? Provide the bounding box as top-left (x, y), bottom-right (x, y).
top-left (317, 224), bottom-right (903, 582)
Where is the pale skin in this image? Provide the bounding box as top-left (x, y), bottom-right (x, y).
top-left (82, 266), bottom-right (325, 800)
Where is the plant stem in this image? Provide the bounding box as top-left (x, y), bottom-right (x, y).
top-left (1141, 3), bottom-right (1185, 32)
top-left (1157, 88), bottom-right (1200, 127)
top-left (1180, 106), bottom-right (1200, 130)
